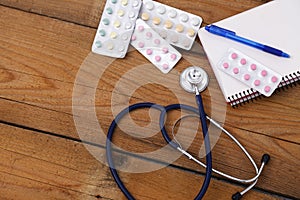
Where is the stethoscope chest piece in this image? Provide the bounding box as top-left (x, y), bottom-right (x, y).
top-left (180, 66), bottom-right (209, 93)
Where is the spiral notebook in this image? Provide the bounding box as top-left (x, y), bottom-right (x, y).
top-left (198, 0), bottom-right (300, 106)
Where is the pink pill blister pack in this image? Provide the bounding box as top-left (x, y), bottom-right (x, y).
top-left (131, 19), bottom-right (182, 74)
top-left (218, 48), bottom-right (282, 97)
top-left (139, 0), bottom-right (202, 50)
top-left (92, 0), bottom-right (142, 58)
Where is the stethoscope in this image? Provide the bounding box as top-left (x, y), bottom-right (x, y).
top-left (106, 66), bottom-right (270, 200)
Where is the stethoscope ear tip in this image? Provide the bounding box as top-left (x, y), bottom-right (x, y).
top-left (232, 192), bottom-right (242, 200)
top-left (231, 153), bottom-right (271, 200)
top-left (261, 154), bottom-right (271, 165)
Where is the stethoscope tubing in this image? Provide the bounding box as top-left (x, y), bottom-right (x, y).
top-left (159, 95), bottom-right (212, 199)
top-left (106, 103), bottom-right (164, 200)
top-left (106, 97), bottom-right (269, 199)
top-left (106, 96), bottom-right (213, 200)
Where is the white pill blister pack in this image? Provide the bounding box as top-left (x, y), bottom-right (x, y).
top-left (218, 48), bottom-right (282, 97)
top-left (92, 0), bottom-right (142, 58)
top-left (131, 19), bottom-right (182, 74)
top-left (139, 0), bottom-right (202, 50)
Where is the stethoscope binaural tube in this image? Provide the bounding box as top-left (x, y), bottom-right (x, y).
top-left (160, 102), bottom-right (270, 200)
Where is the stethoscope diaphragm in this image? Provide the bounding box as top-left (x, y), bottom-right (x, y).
top-left (180, 66), bottom-right (209, 93)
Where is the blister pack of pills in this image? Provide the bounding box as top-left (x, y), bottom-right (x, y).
top-left (92, 0), bottom-right (142, 58)
top-left (139, 0), bottom-right (202, 50)
top-left (218, 48), bottom-right (282, 97)
top-left (131, 19), bottom-right (182, 74)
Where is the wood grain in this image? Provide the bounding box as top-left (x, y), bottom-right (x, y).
top-left (1, 6), bottom-right (299, 142)
top-left (0, 123), bottom-right (282, 200)
top-left (0, 0), bottom-right (299, 199)
top-left (0, 0), bottom-right (270, 27)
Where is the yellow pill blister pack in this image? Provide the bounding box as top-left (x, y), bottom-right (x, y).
top-left (139, 0), bottom-right (202, 50)
top-left (92, 0), bottom-right (142, 58)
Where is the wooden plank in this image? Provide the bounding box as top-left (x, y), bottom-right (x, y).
top-left (1, 97), bottom-right (300, 198)
top-left (0, 172), bottom-right (98, 200)
top-left (0, 123), bottom-right (282, 200)
top-left (0, 0), bottom-right (270, 27)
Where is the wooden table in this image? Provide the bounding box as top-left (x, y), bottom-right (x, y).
top-left (1, 0), bottom-right (299, 199)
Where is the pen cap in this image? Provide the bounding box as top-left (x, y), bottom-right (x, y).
top-left (205, 25), bottom-right (235, 37)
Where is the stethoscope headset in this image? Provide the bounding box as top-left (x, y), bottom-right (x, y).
top-left (106, 66), bottom-right (270, 200)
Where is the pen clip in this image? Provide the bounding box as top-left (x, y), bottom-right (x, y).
top-left (205, 25), bottom-right (236, 36)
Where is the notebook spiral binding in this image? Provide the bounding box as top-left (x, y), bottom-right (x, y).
top-left (228, 71), bottom-right (300, 107)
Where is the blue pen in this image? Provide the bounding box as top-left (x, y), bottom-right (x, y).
top-left (205, 25), bottom-right (290, 58)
